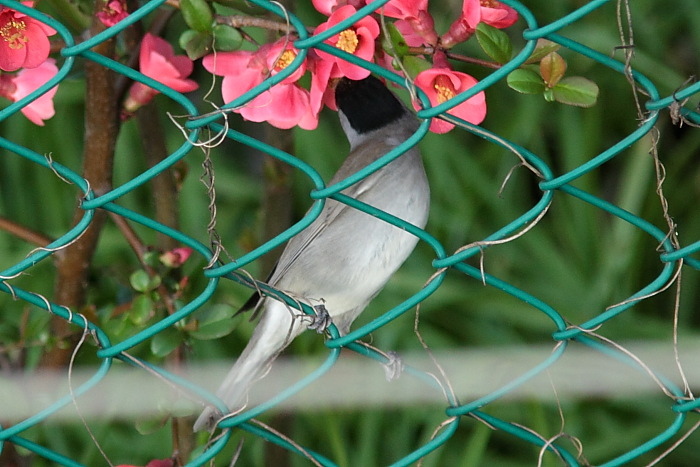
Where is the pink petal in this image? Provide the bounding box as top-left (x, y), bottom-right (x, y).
top-left (0, 45), bottom-right (27, 72)
top-left (138, 34), bottom-right (198, 93)
top-left (312, 0), bottom-right (337, 16)
top-left (202, 51), bottom-right (256, 76)
top-left (481, 4), bottom-right (518, 28)
top-left (220, 70), bottom-right (264, 104)
top-left (461, 0), bottom-right (482, 29)
top-left (169, 55), bottom-right (194, 77)
top-left (240, 83), bottom-right (310, 129)
top-left (394, 19), bottom-right (428, 47)
top-left (374, 0), bottom-right (428, 19)
top-left (309, 56), bottom-right (335, 113)
top-left (11, 59), bottom-right (58, 125)
top-left (20, 21), bottom-right (51, 69)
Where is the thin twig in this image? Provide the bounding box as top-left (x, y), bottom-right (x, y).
top-left (0, 217), bottom-right (56, 251)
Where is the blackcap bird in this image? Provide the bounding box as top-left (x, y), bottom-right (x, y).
top-left (194, 75), bottom-right (430, 431)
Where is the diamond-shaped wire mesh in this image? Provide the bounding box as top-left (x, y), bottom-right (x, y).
top-left (1, 0), bottom-right (699, 466)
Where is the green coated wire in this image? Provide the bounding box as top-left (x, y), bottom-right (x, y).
top-left (0, 0), bottom-right (699, 465)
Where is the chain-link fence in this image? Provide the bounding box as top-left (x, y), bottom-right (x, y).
top-left (1, 0), bottom-right (699, 465)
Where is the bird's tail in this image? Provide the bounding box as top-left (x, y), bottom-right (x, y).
top-left (193, 300), bottom-right (303, 431)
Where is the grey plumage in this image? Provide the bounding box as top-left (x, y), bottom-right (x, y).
top-left (194, 76), bottom-right (430, 431)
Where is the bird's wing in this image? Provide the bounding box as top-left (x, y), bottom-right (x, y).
top-left (235, 261), bottom-right (278, 318)
top-left (236, 142), bottom-right (389, 311)
top-left (267, 146), bottom-right (386, 285)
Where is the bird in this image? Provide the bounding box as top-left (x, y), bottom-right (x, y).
top-left (194, 75), bottom-right (430, 431)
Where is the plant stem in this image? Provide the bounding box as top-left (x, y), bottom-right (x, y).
top-left (0, 217), bottom-right (58, 255)
top-left (41, 6), bottom-right (120, 369)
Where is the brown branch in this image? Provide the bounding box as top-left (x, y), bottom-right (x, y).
top-left (41, 5), bottom-right (120, 369)
top-left (0, 216), bottom-right (56, 251)
top-left (137, 102), bottom-right (181, 252)
top-left (108, 212), bottom-right (148, 261)
top-left (215, 14), bottom-right (313, 35)
top-left (108, 212), bottom-right (179, 317)
top-left (445, 51), bottom-right (502, 69)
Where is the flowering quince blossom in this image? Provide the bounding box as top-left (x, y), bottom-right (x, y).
top-left (0, 58), bottom-right (58, 125)
top-left (96, 0), bottom-right (129, 27)
top-left (124, 33), bottom-right (198, 112)
top-left (473, 0), bottom-right (518, 29)
top-left (370, 0), bottom-right (438, 46)
top-left (202, 39), bottom-right (318, 130)
top-left (0, 2), bottom-right (56, 72)
top-left (414, 67), bottom-right (487, 134)
top-left (313, 5), bottom-right (380, 80)
top-left (442, 0), bottom-right (518, 48)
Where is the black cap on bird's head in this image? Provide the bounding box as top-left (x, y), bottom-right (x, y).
top-left (335, 76), bottom-right (407, 135)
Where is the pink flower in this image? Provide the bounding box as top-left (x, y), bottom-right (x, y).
top-left (202, 39), bottom-right (318, 130)
top-left (441, 0), bottom-right (518, 48)
top-left (376, 0), bottom-right (427, 19)
top-left (414, 67), bottom-right (487, 134)
top-left (125, 33), bottom-right (198, 112)
top-left (159, 247), bottom-right (193, 268)
top-left (475, 0), bottom-right (518, 29)
top-left (0, 58), bottom-right (58, 125)
top-left (312, 0), bottom-right (365, 16)
top-left (313, 5), bottom-right (380, 80)
top-left (96, 0), bottom-right (128, 27)
top-left (0, 2), bottom-right (56, 72)
top-left (371, 0), bottom-right (437, 45)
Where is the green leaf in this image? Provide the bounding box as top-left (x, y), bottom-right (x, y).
top-left (506, 69), bottom-right (545, 94)
top-left (212, 24), bottom-right (243, 51)
top-left (212, 0), bottom-right (265, 15)
top-left (180, 0), bottom-right (214, 32)
top-left (142, 250), bottom-right (161, 268)
top-left (381, 22), bottom-right (409, 57)
top-left (151, 326), bottom-right (184, 357)
top-left (188, 304), bottom-right (239, 340)
top-left (402, 55), bottom-right (432, 79)
top-left (540, 52), bottom-right (567, 88)
top-left (129, 294), bottom-right (154, 325)
top-left (524, 39), bottom-right (561, 65)
top-left (476, 23), bottom-right (513, 64)
top-left (552, 76), bottom-right (599, 107)
top-left (130, 270), bottom-right (160, 293)
top-left (179, 29), bottom-right (213, 60)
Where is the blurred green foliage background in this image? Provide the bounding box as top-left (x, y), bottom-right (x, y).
top-left (0, 0), bottom-right (699, 465)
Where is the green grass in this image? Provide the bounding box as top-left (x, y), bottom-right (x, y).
top-left (1, 0), bottom-right (699, 465)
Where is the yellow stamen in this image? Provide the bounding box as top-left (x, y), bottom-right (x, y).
top-left (274, 49), bottom-right (296, 71)
top-left (336, 29), bottom-right (359, 54)
top-left (0, 18), bottom-right (28, 50)
top-left (480, 0), bottom-right (500, 7)
top-left (434, 75), bottom-right (456, 104)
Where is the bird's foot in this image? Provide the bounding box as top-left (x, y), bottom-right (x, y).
top-left (307, 304), bottom-right (332, 333)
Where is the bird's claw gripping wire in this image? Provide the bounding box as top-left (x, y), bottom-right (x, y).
top-left (306, 304), bottom-right (332, 333)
